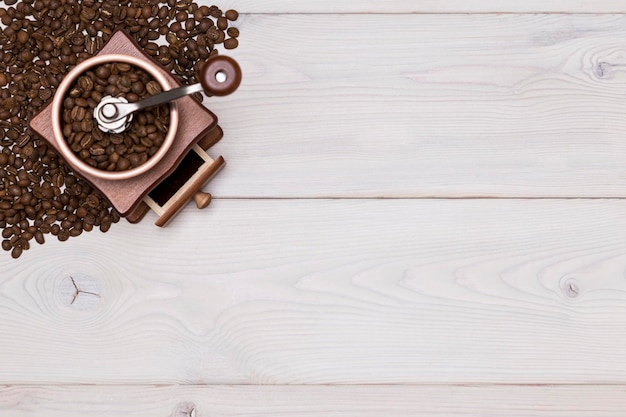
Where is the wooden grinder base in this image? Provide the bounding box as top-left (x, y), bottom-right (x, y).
top-left (30, 30), bottom-right (226, 227)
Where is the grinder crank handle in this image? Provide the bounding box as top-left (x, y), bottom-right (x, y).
top-left (98, 56), bottom-right (242, 123)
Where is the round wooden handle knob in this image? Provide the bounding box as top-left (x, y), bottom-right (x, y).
top-left (193, 192), bottom-right (212, 209)
top-left (199, 55), bottom-right (242, 96)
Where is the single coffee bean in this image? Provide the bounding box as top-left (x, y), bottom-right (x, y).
top-left (116, 63), bottom-right (132, 72)
top-left (70, 106), bottom-right (86, 122)
top-left (11, 246), bottom-right (22, 259)
top-left (34, 231), bottom-right (45, 244)
top-left (8, 185), bottom-right (22, 197)
top-left (96, 65), bottom-right (111, 79)
top-left (146, 80), bottom-right (162, 95)
top-left (197, 18), bottom-right (213, 32)
top-left (78, 76), bottom-right (94, 91)
top-left (185, 18), bottom-right (195, 31)
top-left (100, 217), bottom-right (112, 232)
top-left (217, 16), bottom-right (228, 30)
top-left (209, 6), bottom-right (222, 17)
top-left (224, 37), bottom-right (238, 50)
top-left (225, 9), bottom-right (238, 21)
top-left (57, 229), bottom-right (70, 241)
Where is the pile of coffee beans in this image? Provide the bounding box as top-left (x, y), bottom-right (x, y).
top-left (0, 0), bottom-right (240, 258)
top-left (63, 62), bottom-right (170, 171)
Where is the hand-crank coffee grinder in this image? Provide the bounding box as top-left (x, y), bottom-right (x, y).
top-left (29, 30), bottom-right (241, 226)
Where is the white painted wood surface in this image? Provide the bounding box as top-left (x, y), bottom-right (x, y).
top-left (210, 14), bottom-right (626, 197)
top-left (3, 199), bottom-right (626, 385)
top-left (4, 1), bottom-right (626, 415)
top-left (218, 0), bottom-right (626, 14)
top-left (3, 385), bottom-right (626, 417)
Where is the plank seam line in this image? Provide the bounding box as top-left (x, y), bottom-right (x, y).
top-left (239, 12), bottom-right (626, 15)
top-left (3, 383), bottom-right (626, 388)
top-left (212, 197), bottom-right (626, 201)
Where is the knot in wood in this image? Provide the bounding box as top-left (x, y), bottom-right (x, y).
top-left (595, 62), bottom-right (613, 79)
top-left (561, 277), bottom-right (581, 299)
top-left (171, 402), bottom-right (197, 417)
top-left (57, 273), bottom-right (102, 309)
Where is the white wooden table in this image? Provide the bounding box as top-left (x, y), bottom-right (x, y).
top-left (4, 1), bottom-right (626, 415)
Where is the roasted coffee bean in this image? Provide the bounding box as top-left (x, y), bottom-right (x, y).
top-left (11, 246), bottom-right (22, 259)
top-left (146, 80), bottom-right (162, 95)
top-left (116, 157), bottom-right (131, 170)
top-left (209, 6), bottom-right (222, 17)
top-left (197, 18), bottom-right (213, 32)
top-left (8, 185), bottom-right (22, 197)
top-left (131, 81), bottom-right (145, 94)
top-left (57, 229), bottom-right (70, 241)
top-left (95, 65), bottom-right (111, 79)
top-left (100, 215), bottom-right (112, 232)
top-left (225, 9), bottom-right (238, 21)
top-left (224, 37), bottom-right (238, 50)
top-left (70, 106), bottom-right (86, 122)
top-left (89, 145), bottom-right (106, 156)
top-left (186, 38), bottom-right (198, 51)
top-left (83, 214), bottom-right (96, 226)
top-left (34, 231), bottom-right (44, 244)
top-left (217, 16), bottom-right (228, 30)
top-left (15, 237), bottom-right (30, 250)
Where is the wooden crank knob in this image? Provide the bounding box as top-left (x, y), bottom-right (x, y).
top-left (193, 191), bottom-right (212, 209)
top-left (199, 55), bottom-right (242, 96)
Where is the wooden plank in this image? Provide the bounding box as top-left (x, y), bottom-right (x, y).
top-left (204, 14), bottom-right (626, 198)
top-left (3, 199), bottom-right (626, 384)
top-left (214, 0), bottom-right (626, 14)
top-left (3, 385), bottom-right (626, 417)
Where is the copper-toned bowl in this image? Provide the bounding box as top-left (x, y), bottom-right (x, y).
top-left (51, 53), bottom-right (179, 180)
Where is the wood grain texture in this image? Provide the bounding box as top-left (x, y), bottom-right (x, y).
top-left (5, 5), bottom-right (626, 414)
top-left (215, 0), bottom-right (626, 14)
top-left (2, 199), bottom-right (626, 384)
top-left (205, 14), bottom-right (626, 198)
top-left (3, 385), bottom-right (626, 417)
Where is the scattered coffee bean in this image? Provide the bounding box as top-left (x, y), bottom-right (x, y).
top-left (227, 27), bottom-right (240, 38)
top-left (224, 38), bottom-right (238, 50)
top-left (217, 16), bottom-right (228, 31)
top-left (225, 9), bottom-right (239, 21)
top-left (11, 246), bottom-right (22, 259)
